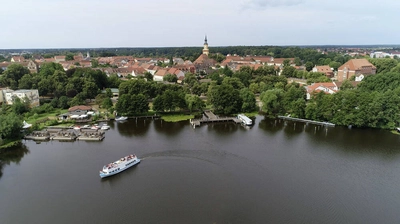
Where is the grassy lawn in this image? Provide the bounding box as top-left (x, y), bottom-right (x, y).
top-left (241, 111), bottom-right (260, 117)
top-left (161, 114), bottom-right (195, 122)
top-left (25, 109), bottom-right (68, 124)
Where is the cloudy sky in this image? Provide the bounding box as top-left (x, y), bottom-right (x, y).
top-left (1, 0), bottom-right (399, 49)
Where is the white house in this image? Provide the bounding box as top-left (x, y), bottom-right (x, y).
top-left (306, 82), bottom-right (338, 100)
top-left (4, 89), bottom-right (40, 107)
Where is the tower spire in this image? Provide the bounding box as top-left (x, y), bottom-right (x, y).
top-left (202, 35), bottom-right (209, 56)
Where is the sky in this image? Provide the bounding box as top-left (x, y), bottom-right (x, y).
top-left (1, 0), bottom-right (400, 49)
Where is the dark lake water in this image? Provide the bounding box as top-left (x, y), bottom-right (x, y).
top-left (1, 116), bottom-right (400, 224)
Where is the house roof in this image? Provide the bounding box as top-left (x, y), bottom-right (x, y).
top-left (306, 82), bottom-right (337, 93)
top-left (155, 69), bottom-right (169, 76)
top-left (338, 59), bottom-right (376, 71)
top-left (68, 105), bottom-right (92, 112)
top-left (315, 65), bottom-right (332, 73)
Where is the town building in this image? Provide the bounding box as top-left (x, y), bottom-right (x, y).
top-left (193, 36), bottom-right (216, 74)
top-left (337, 59), bottom-right (376, 82)
top-left (2, 89), bottom-right (40, 107)
top-left (312, 65), bottom-right (334, 78)
top-left (306, 82), bottom-right (338, 100)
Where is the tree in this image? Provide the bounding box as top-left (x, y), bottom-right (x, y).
top-left (208, 83), bottom-right (242, 114)
top-left (163, 74), bottom-right (178, 83)
top-left (294, 57), bottom-right (302, 66)
top-left (305, 61), bottom-right (314, 72)
top-left (58, 96), bottom-right (70, 109)
top-left (39, 62), bottom-right (64, 78)
top-left (1, 63), bottom-right (30, 89)
top-left (222, 77), bottom-right (245, 90)
top-left (183, 73), bottom-right (197, 88)
top-left (102, 97), bottom-right (113, 110)
top-left (18, 74), bottom-right (36, 89)
top-left (144, 72), bottom-right (153, 81)
top-left (115, 94), bottom-right (149, 115)
top-left (91, 59), bottom-right (99, 68)
top-left (65, 53), bottom-right (74, 61)
top-left (260, 89), bottom-right (285, 116)
top-left (105, 88), bottom-right (113, 98)
top-left (185, 94), bottom-right (205, 112)
top-left (69, 93), bottom-right (86, 107)
top-left (240, 88), bottom-right (257, 112)
top-left (280, 66), bottom-right (297, 78)
top-left (0, 112), bottom-right (22, 140)
top-left (82, 78), bottom-right (99, 99)
top-left (11, 97), bottom-right (29, 115)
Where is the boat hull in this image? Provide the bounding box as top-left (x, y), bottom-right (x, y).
top-left (100, 158), bottom-right (140, 178)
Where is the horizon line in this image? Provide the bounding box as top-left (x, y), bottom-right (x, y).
top-left (1, 44), bottom-right (400, 51)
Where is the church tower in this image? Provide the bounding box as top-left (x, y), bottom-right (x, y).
top-left (202, 35), bottom-right (209, 56)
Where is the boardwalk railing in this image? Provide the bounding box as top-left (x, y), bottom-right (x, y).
top-left (278, 116), bottom-right (335, 127)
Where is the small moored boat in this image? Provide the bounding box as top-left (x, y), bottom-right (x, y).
top-left (99, 154), bottom-right (140, 178)
top-left (115, 116), bottom-right (128, 121)
top-left (101, 124), bottom-right (110, 130)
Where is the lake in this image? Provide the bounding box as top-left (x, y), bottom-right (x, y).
top-left (1, 116), bottom-right (400, 224)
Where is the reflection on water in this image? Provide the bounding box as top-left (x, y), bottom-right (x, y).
top-left (0, 143), bottom-right (29, 178)
top-left (259, 117), bottom-right (400, 157)
top-left (153, 119), bottom-right (186, 136)
top-left (116, 119), bottom-right (150, 137)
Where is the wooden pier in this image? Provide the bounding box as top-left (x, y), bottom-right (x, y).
top-left (278, 116), bottom-right (335, 127)
top-left (190, 111), bottom-right (241, 128)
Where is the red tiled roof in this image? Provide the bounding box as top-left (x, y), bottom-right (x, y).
top-left (338, 59), bottom-right (376, 71)
top-left (68, 105), bottom-right (92, 112)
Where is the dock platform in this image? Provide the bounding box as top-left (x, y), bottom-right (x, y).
top-left (190, 111), bottom-right (241, 128)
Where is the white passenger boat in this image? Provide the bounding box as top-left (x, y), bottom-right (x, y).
top-left (237, 114), bottom-right (253, 126)
top-left (99, 154), bottom-right (140, 178)
top-left (115, 116), bottom-right (128, 121)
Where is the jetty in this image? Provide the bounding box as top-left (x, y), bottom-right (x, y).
top-left (25, 127), bottom-right (106, 142)
top-left (51, 129), bottom-right (78, 141)
top-left (278, 116), bottom-right (335, 127)
top-left (77, 129), bottom-right (105, 141)
top-left (24, 131), bottom-right (50, 141)
top-left (190, 111), bottom-right (241, 128)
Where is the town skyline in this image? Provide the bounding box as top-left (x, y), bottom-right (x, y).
top-left (2, 0), bottom-right (400, 49)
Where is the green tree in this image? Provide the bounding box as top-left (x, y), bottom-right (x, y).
top-left (65, 53), bottom-right (74, 61)
top-left (144, 72), bottom-right (153, 81)
top-left (58, 96), bottom-right (70, 109)
top-left (0, 112), bottom-right (23, 140)
top-left (18, 74), bottom-right (36, 89)
top-left (11, 97), bottom-right (29, 115)
top-left (163, 74), bottom-right (178, 83)
top-left (91, 59), bottom-right (99, 68)
top-left (260, 88), bottom-right (285, 116)
top-left (102, 97), bottom-right (113, 110)
top-left (240, 88), bottom-right (257, 112)
top-left (105, 88), bottom-right (113, 98)
top-left (0, 63), bottom-right (30, 89)
top-left (185, 94), bottom-right (205, 112)
top-left (280, 66), bottom-right (297, 78)
top-left (183, 73), bottom-right (197, 88)
top-left (82, 78), bottom-right (99, 99)
top-left (69, 93), bottom-right (86, 107)
top-left (208, 83), bottom-right (242, 114)
top-left (305, 61), bottom-right (314, 72)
